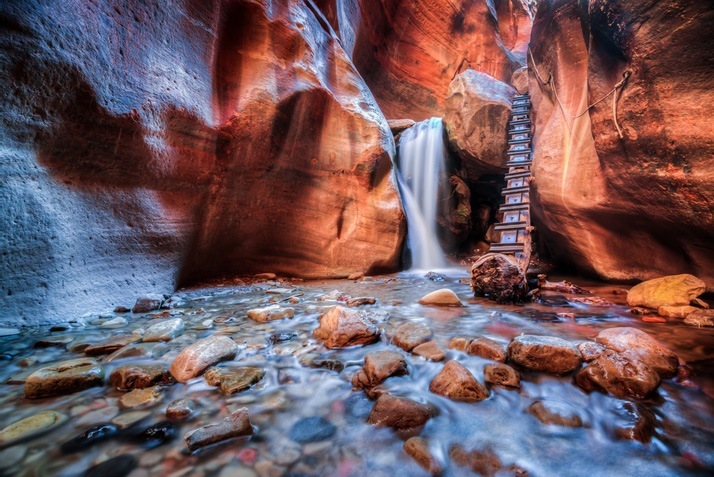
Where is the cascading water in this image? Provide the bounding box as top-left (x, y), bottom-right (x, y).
top-left (396, 117), bottom-right (448, 271)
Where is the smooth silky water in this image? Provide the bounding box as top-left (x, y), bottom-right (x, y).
top-left (0, 274), bottom-right (712, 476)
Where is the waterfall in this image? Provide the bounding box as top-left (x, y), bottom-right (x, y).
top-left (396, 117), bottom-right (448, 271)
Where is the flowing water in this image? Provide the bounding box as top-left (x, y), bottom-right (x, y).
top-left (0, 273), bottom-right (712, 476)
top-left (396, 118), bottom-right (449, 271)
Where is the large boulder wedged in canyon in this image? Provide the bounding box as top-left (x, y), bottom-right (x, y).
top-left (328, 0), bottom-right (529, 120)
top-left (180, 1), bottom-right (405, 283)
top-left (0, 0), bottom-right (405, 325)
top-left (445, 71), bottom-right (517, 179)
top-left (529, 0), bottom-right (714, 288)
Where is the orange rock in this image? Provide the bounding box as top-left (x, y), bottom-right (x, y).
top-left (429, 361), bottom-right (489, 402)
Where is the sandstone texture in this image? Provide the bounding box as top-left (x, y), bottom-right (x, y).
top-left (352, 351), bottom-right (408, 389)
top-left (507, 335), bottom-right (582, 374)
top-left (391, 322), bottom-right (433, 352)
top-left (313, 306), bottom-right (380, 349)
top-left (595, 327), bottom-right (678, 378)
top-left (576, 350), bottom-right (660, 399)
top-left (627, 275), bottom-right (706, 309)
top-left (483, 363), bottom-right (520, 388)
top-left (444, 70), bottom-right (517, 178)
top-left (367, 394), bottom-right (433, 431)
top-left (529, 0), bottom-right (714, 288)
top-left (169, 335), bottom-right (239, 383)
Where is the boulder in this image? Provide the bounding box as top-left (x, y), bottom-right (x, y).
top-left (412, 341), bottom-right (445, 362)
top-left (658, 305), bottom-right (698, 318)
top-left (444, 70), bottom-right (516, 177)
top-left (471, 254), bottom-right (528, 303)
top-left (391, 322), bottom-right (433, 352)
top-left (628, 275), bottom-right (706, 308)
top-left (352, 351), bottom-right (408, 389)
top-left (313, 306), bottom-right (380, 349)
top-left (109, 365), bottom-right (171, 390)
top-left (595, 327), bottom-right (678, 378)
top-left (429, 360), bottom-right (489, 402)
top-left (184, 408), bottom-right (253, 452)
top-left (578, 342), bottom-right (606, 362)
top-left (483, 363), bottom-right (520, 388)
top-left (367, 394), bottom-right (434, 431)
top-left (507, 335), bottom-right (582, 374)
top-left (204, 367), bottom-right (265, 395)
top-left (418, 289), bottom-right (463, 307)
top-left (404, 437), bottom-right (442, 475)
top-left (142, 318), bottom-right (185, 342)
top-left (684, 309), bottom-right (714, 327)
top-left (247, 305), bottom-right (295, 323)
top-left (25, 358), bottom-right (104, 398)
top-left (511, 66), bottom-right (529, 94)
top-left (576, 350), bottom-right (661, 399)
top-left (132, 294), bottom-right (164, 313)
top-left (0, 411), bottom-right (67, 446)
top-left (169, 335), bottom-right (239, 383)
top-left (467, 337), bottom-right (507, 362)
top-left (528, 400), bottom-right (583, 427)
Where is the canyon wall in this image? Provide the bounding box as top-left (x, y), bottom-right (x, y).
top-left (0, 0), bottom-right (404, 325)
top-left (529, 0), bottom-right (714, 287)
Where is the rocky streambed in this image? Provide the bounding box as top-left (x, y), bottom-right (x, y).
top-left (0, 272), bottom-right (712, 476)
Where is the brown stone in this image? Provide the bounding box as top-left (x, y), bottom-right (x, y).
top-left (352, 351), bottom-right (408, 389)
top-left (511, 66), bottom-right (529, 94)
top-left (119, 385), bottom-right (161, 409)
top-left (628, 275), bottom-right (706, 308)
top-left (404, 437), bottom-right (442, 475)
top-left (642, 316), bottom-right (667, 323)
top-left (470, 254), bottom-right (528, 303)
top-left (166, 398), bottom-right (196, 420)
top-left (576, 350), bottom-right (661, 399)
top-left (528, 400), bottom-right (583, 427)
top-left (595, 327), bottom-right (678, 378)
top-left (109, 365), bottom-right (171, 390)
top-left (346, 297), bottom-right (377, 307)
top-left (25, 358), bottom-right (104, 398)
top-left (367, 394), bottom-right (433, 431)
top-left (204, 367), bottom-right (265, 395)
top-left (448, 337), bottom-right (470, 352)
top-left (184, 408), bottom-right (253, 452)
top-left (684, 309), bottom-right (714, 327)
top-left (169, 335), bottom-right (239, 383)
top-left (467, 337), bottom-right (506, 362)
top-left (142, 318), bottom-right (185, 342)
top-left (412, 341), bottom-right (445, 362)
top-left (507, 335), bottom-right (582, 374)
top-left (418, 289), bottom-right (463, 307)
top-left (313, 306), bottom-right (380, 349)
top-left (608, 401), bottom-right (657, 443)
top-left (84, 335), bottom-right (141, 356)
top-left (391, 322), bottom-right (433, 352)
top-left (578, 342), bottom-right (606, 362)
top-left (450, 445), bottom-right (501, 477)
top-left (657, 305), bottom-right (698, 318)
top-left (429, 361), bottom-right (489, 402)
top-left (132, 294), bottom-right (164, 313)
top-left (483, 363), bottom-right (520, 388)
top-left (247, 305), bottom-right (295, 323)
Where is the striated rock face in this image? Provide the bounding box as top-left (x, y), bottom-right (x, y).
top-left (529, 0), bottom-right (714, 287)
top-left (0, 0), bottom-right (405, 326)
top-left (327, 0), bottom-right (530, 120)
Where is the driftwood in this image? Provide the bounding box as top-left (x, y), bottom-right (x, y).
top-left (471, 253), bottom-right (528, 303)
top-left (536, 274), bottom-right (590, 294)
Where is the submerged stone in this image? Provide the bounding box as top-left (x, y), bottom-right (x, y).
top-left (169, 334), bottom-right (239, 383)
top-left (391, 322), bottom-right (433, 352)
top-left (166, 398), bottom-right (196, 420)
top-left (507, 335), bottom-right (582, 374)
top-left (288, 416), bottom-right (337, 443)
top-left (25, 358), bottom-right (104, 398)
top-left (134, 421), bottom-right (178, 448)
top-left (528, 400), bottom-right (583, 427)
top-left (109, 364), bottom-right (171, 390)
top-left (142, 318), bottom-right (185, 342)
top-left (84, 335), bottom-right (141, 356)
top-left (0, 411), bottom-right (67, 447)
top-left (313, 306), bottom-right (380, 349)
top-left (204, 367), bottom-right (265, 394)
top-left (184, 408), bottom-right (253, 452)
top-left (429, 361), bottom-right (489, 402)
top-left (119, 385), bottom-right (162, 409)
top-left (83, 454), bottom-right (137, 477)
top-left (61, 423), bottom-right (119, 453)
top-left (367, 394), bottom-right (434, 431)
top-left (352, 350), bottom-right (408, 389)
top-left (576, 350), bottom-right (661, 399)
top-left (404, 437), bottom-right (442, 475)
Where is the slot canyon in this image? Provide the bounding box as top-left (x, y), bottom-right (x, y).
top-left (0, 0), bottom-right (712, 475)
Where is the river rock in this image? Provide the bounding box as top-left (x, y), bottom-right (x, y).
top-left (166, 398), bottom-right (196, 420)
top-left (607, 401), bottom-right (657, 443)
top-left (367, 394), bottom-right (434, 431)
top-left (450, 446), bottom-right (502, 476)
top-left (61, 423), bottom-right (119, 453)
top-left (418, 289), bottom-right (463, 307)
top-left (0, 411), bottom-right (67, 446)
top-left (247, 305), bottom-right (295, 323)
top-left (288, 416), bottom-right (337, 443)
top-left (204, 367), bottom-right (265, 394)
top-left (448, 337), bottom-right (470, 352)
top-left (412, 341), bottom-right (445, 361)
top-left (627, 275), bottom-right (706, 309)
top-left (467, 336), bottom-right (506, 362)
top-left (34, 335), bottom-right (74, 348)
top-left (25, 358), bottom-right (104, 398)
top-left (109, 365), bottom-right (171, 390)
top-left (578, 342), bottom-right (606, 362)
top-left (84, 335), bottom-right (141, 356)
top-left (184, 408), bottom-right (253, 452)
top-left (657, 305), bottom-right (698, 318)
top-left (169, 334), bottom-right (239, 383)
top-left (346, 297), bottom-right (377, 307)
top-left (313, 306), bottom-right (380, 349)
top-left (120, 385), bottom-right (161, 409)
top-left (595, 327), bottom-right (678, 378)
top-left (134, 421), bottom-right (178, 448)
top-left (483, 363), bottom-right (520, 388)
top-left (404, 437), bottom-right (442, 475)
top-left (576, 350), bottom-right (661, 399)
top-left (84, 454), bottom-right (138, 477)
top-left (352, 351), bottom-right (408, 389)
top-left (528, 400), bottom-right (583, 427)
top-left (429, 360), bottom-right (489, 402)
top-left (132, 294), bottom-right (164, 313)
top-left (391, 322), bottom-right (433, 352)
top-left (100, 317), bottom-right (128, 328)
top-left (684, 309), bottom-right (714, 327)
top-left (142, 318), bottom-right (185, 342)
top-left (470, 253), bottom-right (528, 303)
top-left (507, 335), bottom-right (582, 374)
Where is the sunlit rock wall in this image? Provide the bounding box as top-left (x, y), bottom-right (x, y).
top-left (529, 0), bottom-right (714, 287)
top-left (0, 0), bottom-right (405, 325)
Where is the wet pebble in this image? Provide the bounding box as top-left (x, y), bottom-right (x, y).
top-left (134, 421), bottom-right (178, 448)
top-left (288, 416), bottom-right (336, 443)
top-left (61, 423), bottom-right (119, 453)
top-left (166, 397), bottom-right (196, 420)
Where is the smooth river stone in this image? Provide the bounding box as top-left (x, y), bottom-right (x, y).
top-left (119, 385), bottom-right (161, 409)
top-left (109, 365), bottom-right (171, 390)
top-left (84, 335), bottom-right (141, 356)
top-left (184, 408), bottom-right (253, 452)
top-left (352, 350), bottom-right (408, 389)
top-left (25, 358), bottom-right (104, 398)
top-left (169, 335), bottom-right (239, 383)
top-left (142, 318), bottom-right (185, 342)
top-left (418, 289), bottom-right (463, 307)
top-left (367, 394), bottom-right (434, 431)
top-left (391, 322), bottom-right (433, 352)
top-left (429, 360), bottom-right (489, 402)
top-left (595, 327), bottom-right (678, 378)
top-left (0, 411), bottom-right (67, 446)
top-left (507, 335), bottom-right (582, 374)
top-left (313, 306), bottom-right (380, 349)
top-left (204, 367), bottom-right (265, 394)
top-left (247, 305), bottom-right (295, 323)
